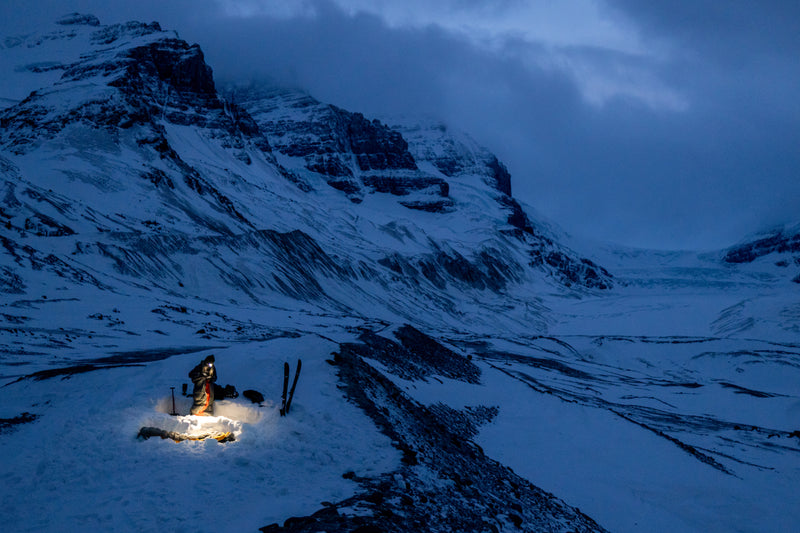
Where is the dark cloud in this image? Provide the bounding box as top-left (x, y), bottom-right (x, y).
top-left (594, 0), bottom-right (800, 245)
top-left (2, 0), bottom-right (798, 249)
top-left (605, 1), bottom-right (800, 63)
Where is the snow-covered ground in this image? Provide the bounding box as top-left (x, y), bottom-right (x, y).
top-left (0, 334), bottom-right (401, 532)
top-left (2, 270), bottom-right (798, 532)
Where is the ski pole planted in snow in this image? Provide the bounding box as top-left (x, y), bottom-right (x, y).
top-left (280, 362), bottom-right (290, 416)
top-left (170, 387), bottom-right (178, 416)
top-left (280, 360), bottom-right (302, 416)
top-left (285, 359), bottom-right (302, 415)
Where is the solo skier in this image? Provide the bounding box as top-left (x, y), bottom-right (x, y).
top-left (189, 354), bottom-right (217, 415)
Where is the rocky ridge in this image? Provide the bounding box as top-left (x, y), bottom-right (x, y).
top-left (260, 326), bottom-right (608, 533)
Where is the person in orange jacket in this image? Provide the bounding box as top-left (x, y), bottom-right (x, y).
top-left (189, 354), bottom-right (217, 415)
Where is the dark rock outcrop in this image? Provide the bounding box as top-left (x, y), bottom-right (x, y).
top-left (2, 20), bottom-right (271, 157)
top-left (724, 230), bottom-right (800, 263)
top-left (56, 13), bottom-right (100, 26)
top-left (529, 248), bottom-right (613, 290)
top-left (227, 86), bottom-right (452, 209)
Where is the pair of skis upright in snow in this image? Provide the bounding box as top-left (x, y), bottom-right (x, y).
top-left (280, 360), bottom-right (301, 416)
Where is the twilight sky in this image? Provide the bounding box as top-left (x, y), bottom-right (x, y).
top-left (3, 0), bottom-right (799, 249)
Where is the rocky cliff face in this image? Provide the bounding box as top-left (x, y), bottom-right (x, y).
top-left (228, 85), bottom-right (613, 289)
top-left (226, 85), bottom-right (451, 210)
top-left (0, 14), bottom-right (278, 236)
top-left (724, 228), bottom-right (800, 263)
top-left (390, 119), bottom-right (613, 289)
top-left (723, 226), bottom-right (800, 283)
top-left (1, 14), bottom-right (266, 149)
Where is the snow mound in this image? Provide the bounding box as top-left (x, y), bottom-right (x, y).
top-left (139, 412), bottom-right (242, 440)
top-left (142, 397), bottom-right (263, 440)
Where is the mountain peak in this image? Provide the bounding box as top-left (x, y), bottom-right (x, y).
top-left (56, 13), bottom-right (101, 27)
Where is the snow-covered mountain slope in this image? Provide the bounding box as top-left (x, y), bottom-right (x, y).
top-left (721, 222), bottom-right (800, 284)
top-left (0, 13), bottom-right (612, 341)
top-left (226, 83), bottom-right (613, 292)
top-left (1, 14), bottom-right (798, 533)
